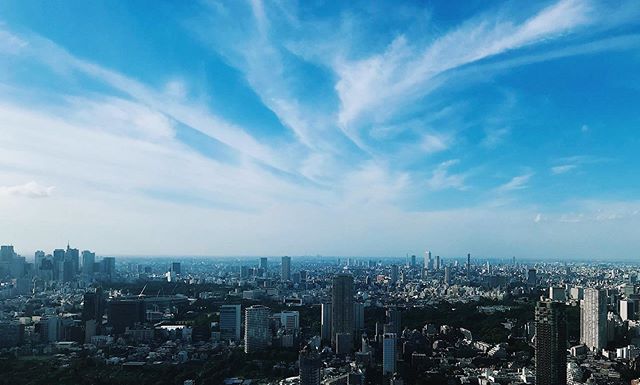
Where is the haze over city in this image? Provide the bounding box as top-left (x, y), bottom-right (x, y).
top-left (1, 0), bottom-right (640, 258)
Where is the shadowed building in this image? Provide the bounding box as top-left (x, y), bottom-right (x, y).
top-left (535, 300), bottom-right (567, 385)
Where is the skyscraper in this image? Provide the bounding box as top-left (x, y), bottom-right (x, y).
top-left (171, 262), bottom-right (181, 275)
top-left (444, 266), bottom-right (451, 285)
top-left (53, 249), bottom-right (65, 281)
top-left (390, 264), bottom-right (398, 284)
top-left (424, 251), bottom-right (432, 271)
top-left (259, 257), bottom-right (268, 271)
top-left (527, 268), bottom-right (537, 287)
top-left (383, 333), bottom-right (397, 375)
top-left (581, 288), bottom-right (607, 351)
top-left (102, 257), bottom-right (116, 280)
top-left (220, 304), bottom-right (242, 341)
top-left (65, 245), bottom-right (79, 274)
top-left (466, 253), bottom-right (471, 278)
top-left (321, 302), bottom-right (332, 344)
top-left (331, 274), bottom-right (354, 345)
top-left (535, 300), bottom-right (567, 385)
top-left (299, 346), bottom-right (321, 385)
top-left (386, 307), bottom-right (401, 336)
top-left (245, 305), bottom-right (270, 353)
top-left (281, 256), bottom-right (291, 281)
top-left (81, 250), bottom-right (95, 277)
top-left (410, 255), bottom-right (416, 267)
top-left (353, 302), bottom-right (365, 332)
top-left (435, 255), bottom-right (440, 270)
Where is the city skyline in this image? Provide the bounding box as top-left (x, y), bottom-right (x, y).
top-left (1, 0), bottom-right (640, 257)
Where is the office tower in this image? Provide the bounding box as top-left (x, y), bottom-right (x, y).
top-left (353, 302), bottom-right (365, 332)
top-left (581, 288), bottom-right (607, 351)
top-left (331, 274), bottom-right (354, 345)
top-left (65, 245), bottom-right (80, 274)
top-left (527, 268), bottom-right (537, 287)
top-left (83, 288), bottom-right (105, 335)
top-left (281, 256), bottom-right (291, 281)
top-left (81, 250), bottom-right (95, 277)
top-left (410, 255), bottom-right (416, 267)
top-left (549, 287), bottom-right (566, 302)
top-left (390, 264), bottom-right (398, 284)
top-left (383, 333), bottom-right (398, 375)
top-left (259, 257), bottom-right (268, 271)
top-left (220, 304), bottom-right (242, 341)
top-left (466, 253), bottom-right (471, 278)
top-left (40, 316), bottom-right (61, 342)
top-left (279, 310), bottom-right (300, 331)
top-left (245, 305), bottom-right (270, 353)
top-left (386, 307), bottom-right (402, 336)
top-left (444, 266), bottom-right (451, 285)
top-left (240, 265), bottom-right (250, 279)
top-left (62, 259), bottom-right (74, 282)
top-left (34, 250), bottom-right (45, 271)
top-left (335, 333), bottom-right (352, 355)
top-left (171, 262), bottom-right (181, 275)
top-left (424, 251), bottom-right (432, 270)
top-left (321, 302), bottom-right (332, 343)
top-left (0, 245), bottom-right (14, 261)
top-left (535, 300), bottom-right (567, 385)
top-left (102, 257), bottom-right (116, 280)
top-left (620, 299), bottom-right (635, 321)
top-left (108, 298), bottom-right (146, 334)
top-left (0, 321), bottom-right (23, 348)
top-left (435, 255), bottom-right (440, 270)
top-left (52, 249), bottom-right (65, 281)
top-left (299, 270), bottom-right (307, 281)
top-left (299, 346), bottom-right (321, 385)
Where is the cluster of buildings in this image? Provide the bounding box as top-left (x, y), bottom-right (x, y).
top-left (2, 245), bottom-right (640, 384)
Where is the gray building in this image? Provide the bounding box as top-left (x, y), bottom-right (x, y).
top-left (535, 300), bottom-right (567, 385)
top-left (220, 304), bottom-right (242, 341)
top-left (281, 256), bottom-right (291, 281)
top-left (331, 274), bottom-right (354, 346)
top-left (299, 346), bottom-right (321, 385)
top-left (321, 302), bottom-right (332, 344)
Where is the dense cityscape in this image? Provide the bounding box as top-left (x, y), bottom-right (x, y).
top-left (2, 245), bottom-right (640, 384)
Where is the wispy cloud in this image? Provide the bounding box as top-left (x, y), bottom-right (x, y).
top-left (551, 164), bottom-right (578, 175)
top-left (496, 173), bottom-right (533, 192)
top-left (426, 160), bottom-right (468, 191)
top-left (0, 181), bottom-right (55, 198)
top-left (333, 0), bottom-right (596, 130)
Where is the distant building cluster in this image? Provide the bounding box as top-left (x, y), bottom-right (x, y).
top-left (2, 246), bottom-right (640, 384)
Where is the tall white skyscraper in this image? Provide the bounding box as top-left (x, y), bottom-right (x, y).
top-left (383, 333), bottom-right (397, 375)
top-left (424, 250), bottom-right (432, 270)
top-left (220, 304), bottom-right (242, 341)
top-left (581, 288), bottom-right (607, 351)
top-left (245, 305), bottom-right (270, 353)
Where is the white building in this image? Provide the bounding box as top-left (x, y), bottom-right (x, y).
top-left (245, 305), bottom-right (270, 353)
top-left (581, 288), bottom-right (607, 351)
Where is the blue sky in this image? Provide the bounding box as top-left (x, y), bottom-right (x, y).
top-left (0, 0), bottom-right (639, 259)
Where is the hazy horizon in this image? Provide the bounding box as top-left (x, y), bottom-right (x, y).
top-left (1, 0), bottom-right (640, 258)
